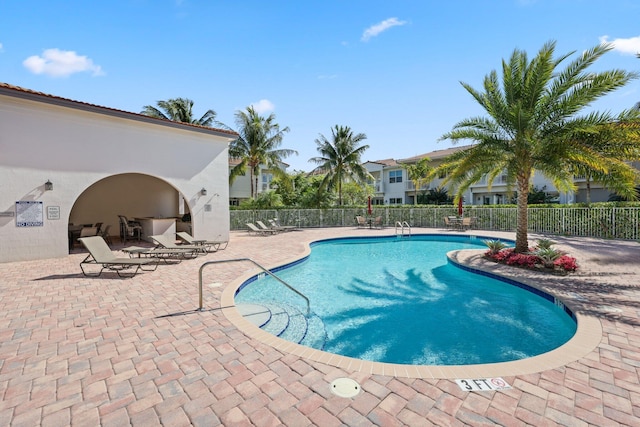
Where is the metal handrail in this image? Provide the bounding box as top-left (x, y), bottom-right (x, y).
top-left (198, 258), bottom-right (310, 315)
top-left (395, 221), bottom-right (411, 237)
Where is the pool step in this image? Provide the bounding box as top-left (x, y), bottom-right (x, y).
top-left (237, 302), bottom-right (327, 350)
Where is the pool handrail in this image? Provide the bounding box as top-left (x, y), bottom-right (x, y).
top-left (395, 221), bottom-right (411, 237)
top-left (198, 257), bottom-right (311, 315)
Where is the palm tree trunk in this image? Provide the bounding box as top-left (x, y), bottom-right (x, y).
top-left (515, 178), bottom-right (530, 253)
top-left (254, 175), bottom-right (259, 199)
top-left (586, 176), bottom-right (591, 206)
top-left (250, 169), bottom-right (255, 199)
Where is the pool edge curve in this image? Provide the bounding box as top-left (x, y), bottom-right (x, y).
top-left (221, 234), bottom-right (603, 379)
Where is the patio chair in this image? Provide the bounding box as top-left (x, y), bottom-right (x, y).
top-left (149, 234), bottom-right (206, 255)
top-left (447, 216), bottom-right (463, 230)
top-left (99, 224), bottom-right (113, 246)
top-left (121, 244), bottom-right (198, 262)
top-left (461, 217), bottom-right (472, 230)
top-left (256, 220), bottom-right (281, 233)
top-left (372, 216), bottom-right (383, 229)
top-left (176, 231), bottom-right (228, 251)
top-left (443, 216), bottom-right (454, 230)
top-left (355, 216), bottom-right (367, 228)
top-left (268, 218), bottom-right (299, 232)
top-left (80, 226), bottom-right (98, 238)
top-left (71, 226), bottom-right (99, 249)
top-left (246, 223), bottom-right (276, 235)
top-left (78, 236), bottom-right (158, 278)
top-left (118, 215), bottom-right (142, 244)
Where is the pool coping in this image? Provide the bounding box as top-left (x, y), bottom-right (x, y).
top-left (220, 233), bottom-right (602, 379)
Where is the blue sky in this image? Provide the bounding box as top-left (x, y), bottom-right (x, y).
top-left (2, 0), bottom-right (640, 171)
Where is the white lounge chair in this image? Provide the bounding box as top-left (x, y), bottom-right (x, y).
top-left (246, 223), bottom-right (276, 235)
top-left (176, 231), bottom-right (228, 251)
top-left (121, 244), bottom-right (198, 262)
top-left (149, 234), bottom-right (205, 255)
top-left (268, 218), bottom-right (299, 232)
top-left (256, 220), bottom-right (281, 233)
top-left (78, 236), bottom-right (158, 278)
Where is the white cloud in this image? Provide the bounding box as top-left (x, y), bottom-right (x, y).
top-left (361, 17), bottom-right (407, 42)
top-left (599, 35), bottom-right (640, 55)
top-left (0, 42), bottom-right (3, 52)
top-left (23, 48), bottom-right (104, 77)
top-left (250, 99), bottom-right (275, 114)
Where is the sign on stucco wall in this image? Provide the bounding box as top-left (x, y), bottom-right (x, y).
top-left (15, 201), bottom-right (43, 227)
top-left (47, 206), bottom-right (60, 220)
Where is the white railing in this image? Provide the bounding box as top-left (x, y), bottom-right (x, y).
top-left (230, 207), bottom-right (640, 240)
top-left (405, 182), bottom-right (429, 191)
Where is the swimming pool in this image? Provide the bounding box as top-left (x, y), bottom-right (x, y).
top-left (234, 235), bottom-right (577, 366)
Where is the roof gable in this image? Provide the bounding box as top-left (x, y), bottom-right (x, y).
top-left (0, 82), bottom-right (238, 139)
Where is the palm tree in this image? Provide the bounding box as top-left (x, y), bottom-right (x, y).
top-left (401, 157), bottom-right (433, 205)
top-left (229, 107), bottom-right (296, 199)
top-left (567, 121), bottom-right (640, 205)
top-left (310, 125), bottom-right (371, 206)
top-left (141, 98), bottom-right (217, 126)
top-left (439, 41), bottom-right (640, 253)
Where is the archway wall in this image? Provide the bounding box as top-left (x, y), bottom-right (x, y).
top-left (0, 89), bottom-right (235, 262)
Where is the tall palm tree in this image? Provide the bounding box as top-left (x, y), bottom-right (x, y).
top-left (229, 107), bottom-right (296, 199)
top-left (310, 125), bottom-right (371, 206)
top-left (439, 41), bottom-right (640, 253)
top-left (401, 157), bottom-right (433, 205)
top-left (141, 97), bottom-right (217, 126)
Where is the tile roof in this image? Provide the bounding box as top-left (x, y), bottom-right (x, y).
top-left (0, 81), bottom-right (239, 138)
top-left (398, 144), bottom-right (474, 163)
top-left (364, 158), bottom-right (399, 167)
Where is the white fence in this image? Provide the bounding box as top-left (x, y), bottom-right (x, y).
top-left (230, 207), bottom-right (640, 240)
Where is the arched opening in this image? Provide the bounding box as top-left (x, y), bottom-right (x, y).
top-left (68, 173), bottom-right (191, 250)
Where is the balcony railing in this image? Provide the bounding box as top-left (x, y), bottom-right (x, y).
top-left (405, 182), bottom-right (429, 191)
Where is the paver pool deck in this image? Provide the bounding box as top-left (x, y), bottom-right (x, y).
top-left (0, 227), bottom-right (638, 426)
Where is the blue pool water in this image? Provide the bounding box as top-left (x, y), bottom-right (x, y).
top-left (235, 235), bottom-right (577, 365)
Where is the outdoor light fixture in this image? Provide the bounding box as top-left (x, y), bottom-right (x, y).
top-left (200, 188), bottom-right (207, 196)
top-left (45, 180), bottom-right (53, 191)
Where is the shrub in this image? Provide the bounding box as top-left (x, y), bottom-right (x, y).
top-left (554, 255), bottom-right (579, 272)
top-left (485, 248), bottom-right (578, 273)
top-left (484, 239), bottom-right (507, 254)
top-left (536, 238), bottom-right (555, 250)
top-left (504, 253), bottom-right (539, 268)
top-left (535, 247), bottom-right (563, 268)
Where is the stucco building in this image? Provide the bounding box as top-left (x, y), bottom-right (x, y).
top-left (0, 83), bottom-right (237, 263)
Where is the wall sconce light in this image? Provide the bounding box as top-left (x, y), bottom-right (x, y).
top-left (200, 188), bottom-right (207, 196)
top-left (45, 180), bottom-right (53, 191)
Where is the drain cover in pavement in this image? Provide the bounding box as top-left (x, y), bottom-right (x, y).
top-left (330, 378), bottom-right (360, 398)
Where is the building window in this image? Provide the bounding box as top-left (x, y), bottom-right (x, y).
top-left (261, 173), bottom-right (273, 191)
top-left (389, 170), bottom-right (402, 183)
top-left (389, 197), bottom-right (403, 204)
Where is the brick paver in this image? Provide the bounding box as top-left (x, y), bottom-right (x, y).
top-left (0, 227), bottom-right (639, 426)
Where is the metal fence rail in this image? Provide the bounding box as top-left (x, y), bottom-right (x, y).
top-left (230, 207), bottom-right (640, 241)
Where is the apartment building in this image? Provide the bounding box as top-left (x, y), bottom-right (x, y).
top-left (364, 145), bottom-right (617, 206)
top-left (228, 159), bottom-right (287, 205)
top-left (228, 146), bottom-right (626, 206)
